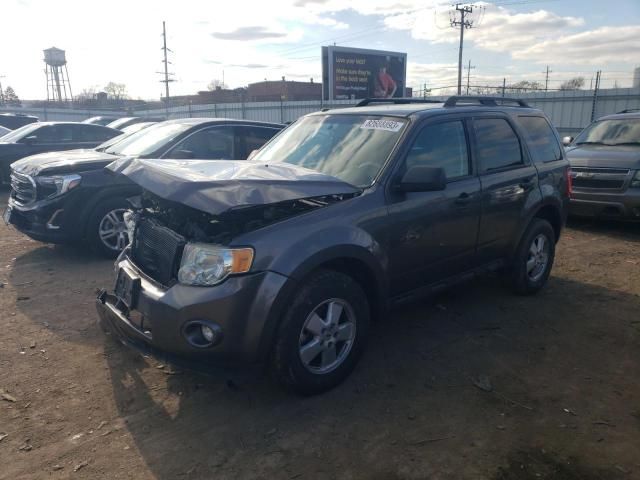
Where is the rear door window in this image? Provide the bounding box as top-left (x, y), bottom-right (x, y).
top-left (73, 125), bottom-right (117, 142)
top-left (473, 118), bottom-right (523, 172)
top-left (517, 116), bottom-right (562, 163)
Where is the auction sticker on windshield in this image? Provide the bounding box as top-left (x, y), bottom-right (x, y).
top-left (360, 119), bottom-right (404, 132)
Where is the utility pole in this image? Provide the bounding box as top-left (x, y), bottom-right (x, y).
top-left (464, 60), bottom-right (475, 95)
top-left (158, 21), bottom-right (176, 105)
top-left (590, 70), bottom-right (602, 122)
top-left (542, 65), bottom-right (552, 91)
top-left (502, 78), bottom-right (506, 98)
top-left (0, 75), bottom-right (5, 105)
top-left (450, 4), bottom-right (474, 95)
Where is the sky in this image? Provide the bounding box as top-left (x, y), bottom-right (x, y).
top-left (1, 0), bottom-right (639, 100)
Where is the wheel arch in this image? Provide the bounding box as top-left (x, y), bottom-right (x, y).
top-left (255, 246), bottom-right (388, 362)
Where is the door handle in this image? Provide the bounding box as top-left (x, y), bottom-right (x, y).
top-left (455, 192), bottom-right (473, 205)
top-left (519, 179), bottom-right (536, 191)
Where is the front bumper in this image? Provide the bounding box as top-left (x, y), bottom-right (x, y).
top-left (96, 258), bottom-right (290, 366)
top-left (6, 196), bottom-right (77, 243)
top-left (569, 188), bottom-right (640, 220)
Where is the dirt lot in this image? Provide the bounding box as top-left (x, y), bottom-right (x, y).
top-left (1, 188), bottom-right (639, 480)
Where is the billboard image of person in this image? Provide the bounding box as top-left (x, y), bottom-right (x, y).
top-left (322, 46), bottom-right (407, 101)
top-left (373, 59), bottom-right (398, 98)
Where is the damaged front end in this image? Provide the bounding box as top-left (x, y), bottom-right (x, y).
top-left (125, 189), bottom-right (359, 287)
top-left (108, 157), bottom-right (362, 287)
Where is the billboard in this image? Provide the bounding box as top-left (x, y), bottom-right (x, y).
top-left (322, 46), bottom-right (407, 101)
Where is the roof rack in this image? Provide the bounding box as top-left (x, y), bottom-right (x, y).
top-left (443, 96), bottom-right (530, 108)
top-left (617, 108), bottom-right (640, 114)
top-left (356, 98), bottom-right (442, 107)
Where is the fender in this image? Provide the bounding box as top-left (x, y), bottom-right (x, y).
top-left (510, 196), bottom-right (564, 258)
top-left (254, 241), bottom-right (390, 363)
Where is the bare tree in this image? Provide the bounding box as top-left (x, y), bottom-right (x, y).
top-left (104, 82), bottom-right (128, 99)
top-left (75, 87), bottom-right (99, 101)
top-left (207, 79), bottom-right (228, 91)
top-left (559, 77), bottom-right (585, 90)
top-left (505, 80), bottom-right (543, 93)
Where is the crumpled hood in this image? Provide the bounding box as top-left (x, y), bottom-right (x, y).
top-left (566, 145), bottom-right (640, 170)
top-left (11, 149), bottom-right (119, 176)
top-left (107, 157), bottom-right (361, 215)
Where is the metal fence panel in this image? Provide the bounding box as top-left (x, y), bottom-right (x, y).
top-left (2, 89), bottom-right (638, 136)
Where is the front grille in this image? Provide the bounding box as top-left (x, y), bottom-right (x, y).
top-left (130, 217), bottom-right (186, 286)
top-left (572, 177), bottom-right (625, 189)
top-left (10, 171), bottom-right (36, 205)
top-left (571, 167), bottom-right (629, 190)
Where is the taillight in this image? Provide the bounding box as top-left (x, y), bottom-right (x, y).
top-left (566, 167), bottom-right (573, 197)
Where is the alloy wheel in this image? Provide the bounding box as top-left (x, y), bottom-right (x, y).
top-left (526, 233), bottom-right (550, 282)
top-left (298, 298), bottom-right (357, 374)
top-left (98, 208), bottom-right (130, 252)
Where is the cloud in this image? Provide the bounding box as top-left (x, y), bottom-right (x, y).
top-left (513, 25), bottom-right (640, 65)
top-left (211, 26), bottom-right (288, 41)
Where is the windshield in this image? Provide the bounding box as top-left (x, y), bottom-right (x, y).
top-left (104, 122), bottom-right (190, 156)
top-left (574, 118), bottom-right (640, 146)
top-left (252, 114), bottom-right (407, 187)
top-left (0, 123), bottom-right (41, 143)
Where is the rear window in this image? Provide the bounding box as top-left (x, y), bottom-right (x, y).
top-left (474, 118), bottom-right (523, 172)
top-left (517, 116), bottom-right (562, 163)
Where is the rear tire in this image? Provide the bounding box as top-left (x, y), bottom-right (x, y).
top-left (508, 218), bottom-right (555, 295)
top-left (271, 269), bottom-right (370, 395)
top-left (86, 197), bottom-right (131, 258)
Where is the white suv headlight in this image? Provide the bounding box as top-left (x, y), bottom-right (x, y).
top-left (631, 170), bottom-right (640, 188)
top-left (36, 174), bottom-right (81, 198)
top-left (178, 243), bottom-right (254, 286)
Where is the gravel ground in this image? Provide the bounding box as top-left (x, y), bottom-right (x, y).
top-left (1, 188), bottom-right (639, 479)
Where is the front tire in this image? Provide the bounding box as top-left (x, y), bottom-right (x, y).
top-left (86, 197), bottom-right (131, 258)
top-left (271, 269), bottom-right (370, 395)
top-left (509, 218), bottom-right (556, 295)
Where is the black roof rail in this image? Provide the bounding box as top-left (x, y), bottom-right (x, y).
top-left (355, 97), bottom-right (442, 107)
top-left (617, 108), bottom-right (640, 114)
top-left (444, 96), bottom-right (531, 108)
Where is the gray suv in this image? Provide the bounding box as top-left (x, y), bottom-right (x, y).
top-left (564, 110), bottom-right (640, 220)
top-left (96, 96), bottom-right (571, 395)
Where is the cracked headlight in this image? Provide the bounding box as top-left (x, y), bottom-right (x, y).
top-left (178, 243), bottom-right (254, 286)
top-left (631, 170), bottom-right (640, 188)
top-left (36, 174), bottom-right (81, 198)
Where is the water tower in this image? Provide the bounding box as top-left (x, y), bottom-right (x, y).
top-left (44, 47), bottom-right (73, 102)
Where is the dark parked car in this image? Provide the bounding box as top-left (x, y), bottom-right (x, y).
top-left (0, 121), bottom-right (121, 184)
top-left (564, 111), bottom-right (640, 220)
top-left (5, 118), bottom-right (283, 256)
top-left (83, 116), bottom-right (120, 126)
top-left (0, 113), bottom-right (39, 130)
top-left (95, 96), bottom-right (571, 394)
top-left (107, 117), bottom-right (164, 130)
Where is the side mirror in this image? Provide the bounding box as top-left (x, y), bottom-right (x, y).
top-left (167, 149), bottom-right (195, 159)
top-left (562, 136), bottom-right (573, 146)
top-left (247, 149), bottom-right (259, 161)
top-left (22, 135), bottom-right (37, 145)
top-left (396, 166), bottom-right (447, 193)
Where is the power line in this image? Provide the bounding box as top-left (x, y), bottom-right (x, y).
top-left (450, 4), bottom-right (475, 95)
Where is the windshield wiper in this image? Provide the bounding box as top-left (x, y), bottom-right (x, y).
top-left (575, 141), bottom-right (607, 145)
top-left (604, 142), bottom-right (640, 146)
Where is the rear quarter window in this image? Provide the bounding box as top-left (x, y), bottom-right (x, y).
top-left (517, 116), bottom-right (562, 163)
